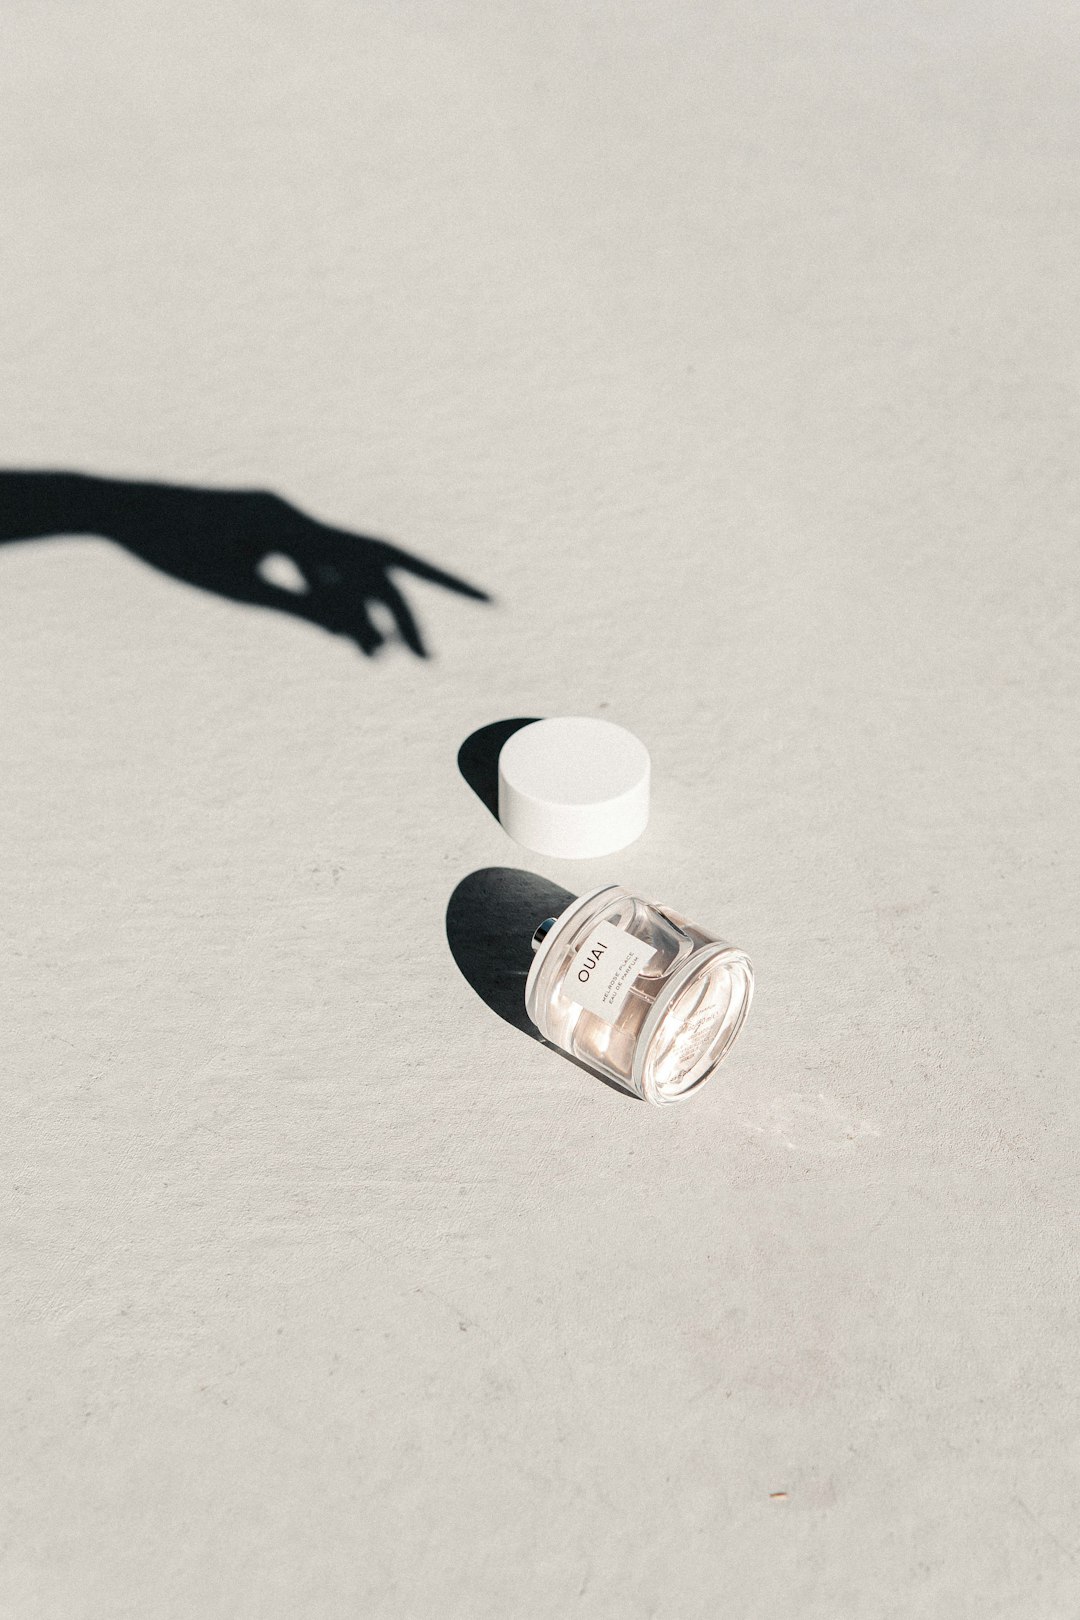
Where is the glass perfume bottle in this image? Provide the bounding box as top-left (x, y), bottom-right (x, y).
top-left (526, 886), bottom-right (753, 1106)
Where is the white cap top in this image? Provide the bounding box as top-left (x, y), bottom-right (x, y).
top-left (497, 717), bottom-right (650, 859)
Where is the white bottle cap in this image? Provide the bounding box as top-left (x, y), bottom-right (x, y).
top-left (497, 717), bottom-right (650, 859)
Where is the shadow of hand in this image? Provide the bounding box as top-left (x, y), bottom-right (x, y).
top-left (229, 489), bottom-right (490, 656)
top-left (0, 471), bottom-right (489, 657)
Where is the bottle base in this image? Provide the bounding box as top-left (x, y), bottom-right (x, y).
top-left (634, 946), bottom-right (754, 1106)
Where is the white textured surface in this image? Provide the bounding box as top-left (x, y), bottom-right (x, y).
top-left (2, 3), bottom-right (1079, 1615)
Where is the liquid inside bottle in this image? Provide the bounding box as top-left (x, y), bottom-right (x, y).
top-left (525, 886), bottom-right (753, 1105)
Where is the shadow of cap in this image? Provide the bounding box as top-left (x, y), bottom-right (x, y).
top-left (457, 717), bottom-right (541, 821)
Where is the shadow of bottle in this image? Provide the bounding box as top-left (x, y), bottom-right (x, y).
top-left (445, 866), bottom-right (637, 1097)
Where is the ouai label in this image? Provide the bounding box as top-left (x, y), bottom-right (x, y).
top-left (567, 921), bottom-right (656, 1022)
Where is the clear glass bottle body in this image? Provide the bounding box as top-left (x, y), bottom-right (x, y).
top-left (525, 885), bottom-right (753, 1106)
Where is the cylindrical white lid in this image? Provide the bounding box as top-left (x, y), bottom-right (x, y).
top-left (497, 717), bottom-right (650, 858)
